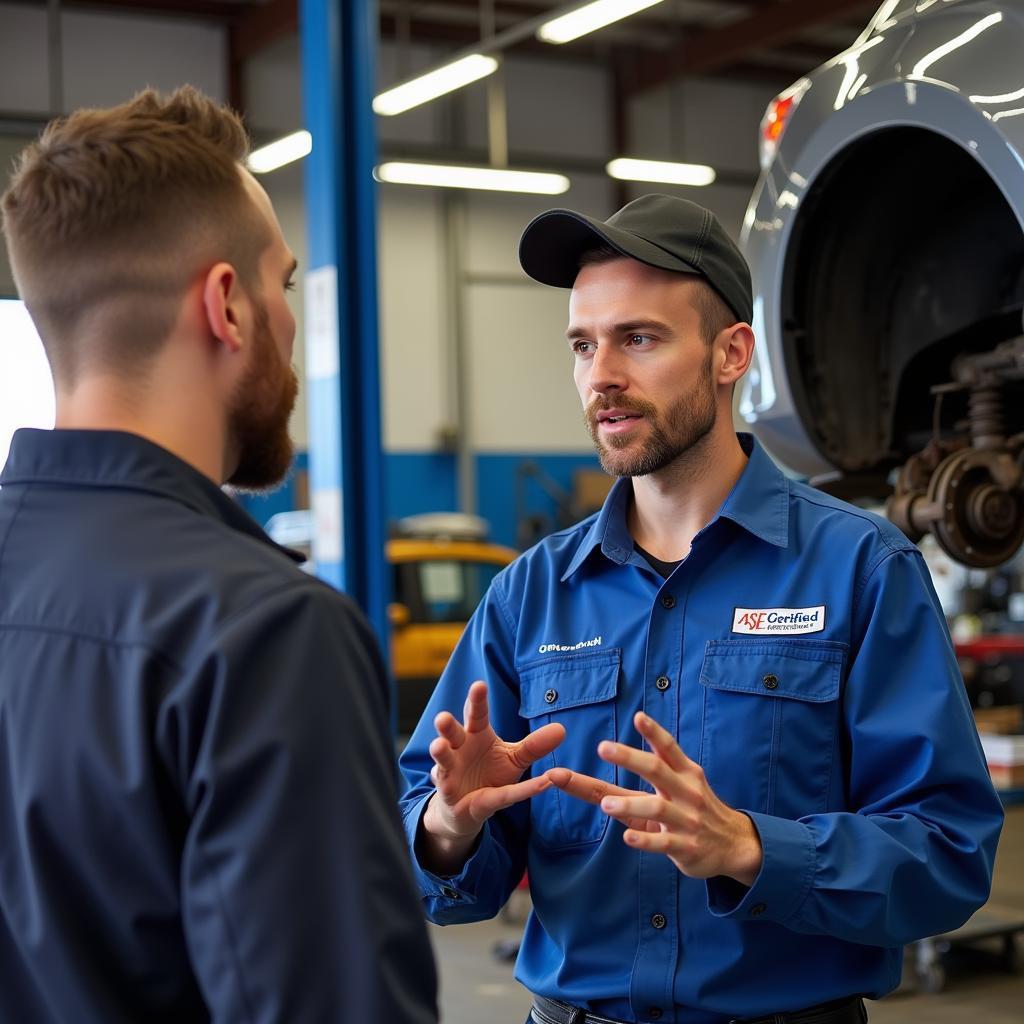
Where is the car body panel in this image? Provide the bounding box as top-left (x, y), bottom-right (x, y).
top-left (741, 0), bottom-right (1024, 477)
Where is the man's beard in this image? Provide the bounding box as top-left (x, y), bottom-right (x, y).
top-left (585, 347), bottom-right (717, 478)
top-left (227, 300), bottom-right (299, 491)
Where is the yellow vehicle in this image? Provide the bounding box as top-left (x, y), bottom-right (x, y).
top-left (264, 510), bottom-right (516, 733)
top-left (387, 516), bottom-right (517, 733)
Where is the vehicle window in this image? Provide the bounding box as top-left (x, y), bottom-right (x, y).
top-left (404, 560), bottom-right (504, 624)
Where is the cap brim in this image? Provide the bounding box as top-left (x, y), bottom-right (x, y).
top-left (518, 208), bottom-right (701, 287)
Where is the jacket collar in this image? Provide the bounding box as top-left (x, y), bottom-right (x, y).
top-left (561, 433), bottom-right (789, 582)
top-left (1, 428), bottom-right (304, 563)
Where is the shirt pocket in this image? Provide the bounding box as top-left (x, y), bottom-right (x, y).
top-left (698, 638), bottom-right (846, 820)
top-left (518, 648), bottom-right (621, 850)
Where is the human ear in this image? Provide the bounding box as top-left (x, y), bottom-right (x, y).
top-left (202, 262), bottom-right (246, 354)
top-left (718, 323), bottom-right (755, 385)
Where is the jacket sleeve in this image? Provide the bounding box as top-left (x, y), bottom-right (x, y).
top-left (707, 547), bottom-right (1004, 946)
top-left (398, 573), bottom-right (530, 924)
top-left (160, 581), bottom-right (438, 1024)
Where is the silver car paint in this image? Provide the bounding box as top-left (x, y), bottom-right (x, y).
top-left (740, 0), bottom-right (1024, 475)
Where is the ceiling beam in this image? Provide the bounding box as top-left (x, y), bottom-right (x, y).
top-left (230, 0), bottom-right (297, 62)
top-left (624, 0), bottom-right (878, 96)
top-left (10, 0), bottom-right (246, 19)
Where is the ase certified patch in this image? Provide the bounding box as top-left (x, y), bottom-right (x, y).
top-left (732, 606), bottom-right (825, 635)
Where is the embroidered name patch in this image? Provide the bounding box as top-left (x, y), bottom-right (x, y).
top-left (732, 606), bottom-right (825, 635)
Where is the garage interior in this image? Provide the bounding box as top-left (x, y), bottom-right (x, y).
top-left (2, 1), bottom-right (1024, 1021)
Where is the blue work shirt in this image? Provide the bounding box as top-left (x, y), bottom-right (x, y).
top-left (0, 428), bottom-right (437, 1024)
top-left (399, 433), bottom-right (1003, 1023)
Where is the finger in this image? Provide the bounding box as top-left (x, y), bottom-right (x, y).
top-left (634, 712), bottom-right (693, 773)
top-left (463, 681), bottom-right (491, 735)
top-left (466, 775), bottom-right (552, 821)
top-left (597, 740), bottom-right (677, 793)
top-left (622, 828), bottom-right (682, 856)
top-left (601, 793), bottom-right (684, 829)
top-left (428, 736), bottom-right (457, 774)
top-left (511, 722), bottom-right (566, 769)
top-left (434, 710), bottom-right (466, 750)
top-left (544, 767), bottom-right (638, 805)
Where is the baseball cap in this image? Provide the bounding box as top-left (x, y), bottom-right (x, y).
top-left (518, 193), bottom-right (753, 325)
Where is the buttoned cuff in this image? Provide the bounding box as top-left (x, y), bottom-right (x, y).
top-left (706, 811), bottom-right (816, 925)
top-left (403, 791), bottom-right (496, 915)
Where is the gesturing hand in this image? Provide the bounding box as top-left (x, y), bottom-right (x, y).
top-left (419, 681), bottom-right (565, 873)
top-left (546, 711), bottom-right (763, 885)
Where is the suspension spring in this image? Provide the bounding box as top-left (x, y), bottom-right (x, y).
top-left (968, 385), bottom-right (1006, 448)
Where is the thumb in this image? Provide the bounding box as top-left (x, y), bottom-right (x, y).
top-left (512, 722), bottom-right (566, 769)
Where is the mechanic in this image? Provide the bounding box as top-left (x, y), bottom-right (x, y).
top-left (398, 194), bottom-right (1003, 1024)
top-left (0, 87), bottom-right (437, 1022)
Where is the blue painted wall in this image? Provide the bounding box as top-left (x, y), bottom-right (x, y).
top-left (239, 449), bottom-right (605, 550)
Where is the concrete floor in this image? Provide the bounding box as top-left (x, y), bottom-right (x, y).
top-left (430, 805), bottom-right (1024, 1023)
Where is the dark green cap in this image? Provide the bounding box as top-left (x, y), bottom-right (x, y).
top-left (518, 193), bottom-right (753, 325)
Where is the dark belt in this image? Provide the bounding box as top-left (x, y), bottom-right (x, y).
top-left (530, 994), bottom-right (867, 1024)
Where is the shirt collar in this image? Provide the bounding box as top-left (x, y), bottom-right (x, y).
top-left (560, 433), bottom-right (789, 582)
top-left (1, 428), bottom-right (304, 563)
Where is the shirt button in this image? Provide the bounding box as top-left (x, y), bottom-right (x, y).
top-left (440, 886), bottom-right (461, 900)
top-left (651, 912), bottom-right (667, 929)
top-left (660, 594), bottom-right (676, 609)
top-left (655, 675), bottom-right (671, 692)
top-left (750, 902), bottom-right (767, 917)
top-left (544, 688), bottom-right (557, 704)
top-left (649, 1010), bottom-right (663, 1021)
top-left (762, 673), bottom-right (779, 690)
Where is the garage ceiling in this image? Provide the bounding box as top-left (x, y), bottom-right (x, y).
top-left (17, 0), bottom-right (881, 106)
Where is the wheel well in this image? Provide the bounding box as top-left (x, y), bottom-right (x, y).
top-left (781, 127), bottom-right (1024, 474)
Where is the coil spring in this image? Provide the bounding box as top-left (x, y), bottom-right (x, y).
top-left (969, 385), bottom-right (1005, 445)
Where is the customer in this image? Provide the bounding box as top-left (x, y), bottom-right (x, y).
top-left (0, 86), bottom-right (437, 1023)
top-left (399, 194), bottom-right (1003, 1024)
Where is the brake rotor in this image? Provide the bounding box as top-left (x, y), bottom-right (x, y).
top-left (927, 449), bottom-right (1024, 568)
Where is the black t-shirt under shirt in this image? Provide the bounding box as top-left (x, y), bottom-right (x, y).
top-left (634, 542), bottom-right (681, 579)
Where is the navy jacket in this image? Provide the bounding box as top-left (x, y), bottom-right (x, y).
top-left (0, 428), bottom-right (437, 1023)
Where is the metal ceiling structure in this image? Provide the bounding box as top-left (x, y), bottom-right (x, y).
top-left (13, 0), bottom-right (881, 111)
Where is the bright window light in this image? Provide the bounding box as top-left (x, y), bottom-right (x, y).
top-left (247, 130), bottom-right (313, 174)
top-left (606, 157), bottom-right (716, 187)
top-left (373, 54), bottom-right (499, 116)
top-left (538, 0), bottom-right (666, 44)
top-left (375, 162), bottom-right (570, 195)
top-left (0, 300), bottom-right (55, 470)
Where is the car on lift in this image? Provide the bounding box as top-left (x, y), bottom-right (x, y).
top-left (740, 0), bottom-right (1024, 568)
top-left (265, 510), bottom-right (516, 733)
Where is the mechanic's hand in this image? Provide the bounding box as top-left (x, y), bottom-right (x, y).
top-left (419, 681), bottom-right (564, 874)
top-left (546, 711), bottom-right (763, 886)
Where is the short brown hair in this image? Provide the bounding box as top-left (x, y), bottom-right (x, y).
top-left (1, 86), bottom-right (270, 384)
top-left (578, 244), bottom-right (736, 345)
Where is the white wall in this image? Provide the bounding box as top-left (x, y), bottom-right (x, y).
top-left (246, 36), bottom-right (777, 460)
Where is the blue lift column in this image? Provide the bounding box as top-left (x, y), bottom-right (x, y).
top-left (300, 0), bottom-right (389, 646)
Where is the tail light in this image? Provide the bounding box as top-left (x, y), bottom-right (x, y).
top-left (759, 79), bottom-right (809, 169)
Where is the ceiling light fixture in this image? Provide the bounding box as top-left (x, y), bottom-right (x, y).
top-left (247, 130), bottom-right (312, 174)
top-left (538, 0), bottom-right (666, 45)
top-left (373, 54), bottom-right (499, 116)
top-left (375, 161), bottom-right (570, 195)
top-left (606, 157), bottom-right (716, 187)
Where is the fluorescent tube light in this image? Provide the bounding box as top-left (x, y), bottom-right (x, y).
top-left (606, 157), bottom-right (716, 187)
top-left (375, 162), bottom-right (570, 195)
top-left (538, 0), bottom-right (666, 45)
top-left (373, 54), bottom-right (499, 116)
top-left (247, 130), bottom-right (312, 174)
